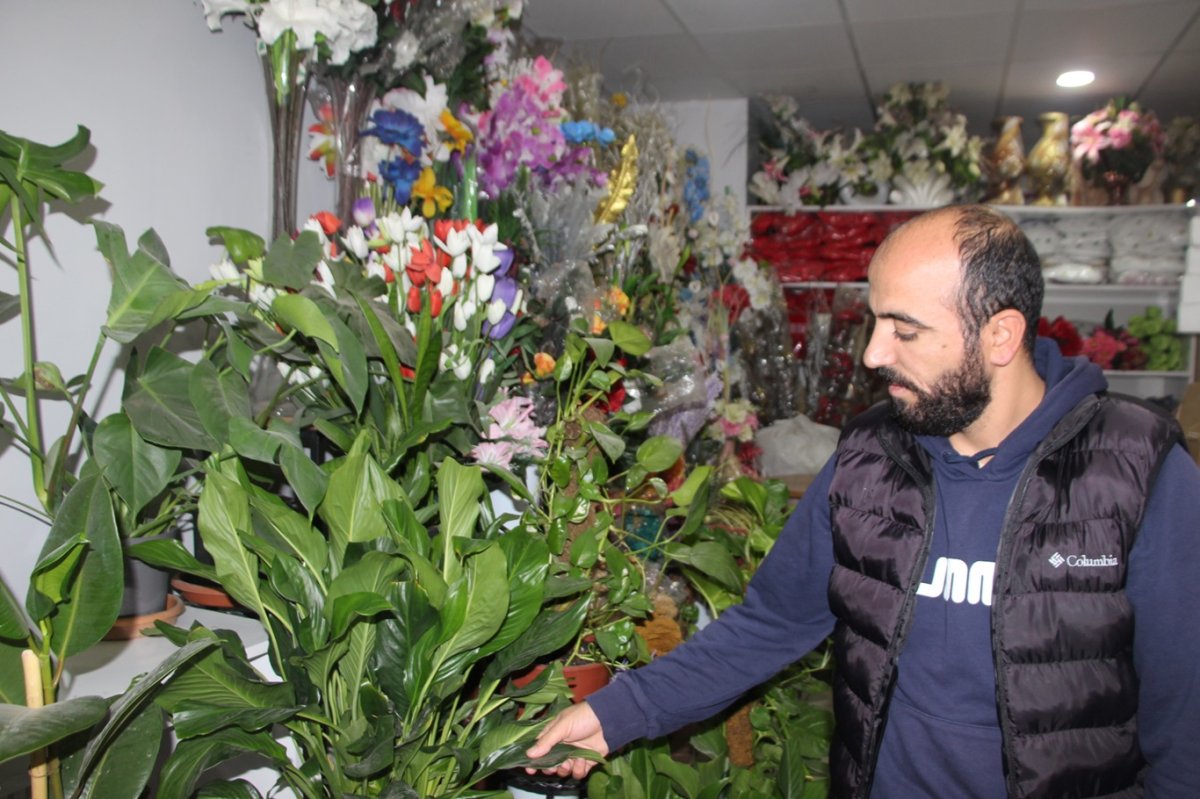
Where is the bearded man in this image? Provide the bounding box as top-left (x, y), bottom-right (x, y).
top-left (527, 205), bottom-right (1200, 798)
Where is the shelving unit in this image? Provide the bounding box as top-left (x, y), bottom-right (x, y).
top-left (749, 203), bottom-right (1198, 405)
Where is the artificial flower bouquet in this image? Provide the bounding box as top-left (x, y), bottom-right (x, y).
top-left (1041, 308), bottom-right (1183, 372)
top-left (870, 81), bottom-right (984, 205)
top-left (1070, 98), bottom-right (1165, 189)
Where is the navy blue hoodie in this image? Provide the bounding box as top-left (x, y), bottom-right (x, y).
top-left (588, 340), bottom-right (1200, 797)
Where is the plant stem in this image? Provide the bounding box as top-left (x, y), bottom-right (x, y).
top-left (44, 333), bottom-right (106, 507)
top-left (11, 194), bottom-right (46, 511)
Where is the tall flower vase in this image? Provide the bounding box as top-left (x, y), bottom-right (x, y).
top-left (1027, 112), bottom-right (1070, 206)
top-left (262, 37), bottom-right (310, 241)
top-left (310, 70), bottom-right (378, 224)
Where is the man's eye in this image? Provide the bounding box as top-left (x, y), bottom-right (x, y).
top-left (894, 330), bottom-right (917, 342)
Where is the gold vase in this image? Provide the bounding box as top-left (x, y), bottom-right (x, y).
top-left (985, 115), bottom-right (1025, 205)
top-left (1027, 112), bottom-right (1070, 206)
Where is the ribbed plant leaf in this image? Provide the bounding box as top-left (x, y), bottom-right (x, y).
top-left (92, 411), bottom-right (181, 517)
top-left (0, 697), bottom-right (109, 763)
top-left (124, 348), bottom-right (216, 451)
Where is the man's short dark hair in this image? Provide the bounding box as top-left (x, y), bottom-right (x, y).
top-left (951, 205), bottom-right (1044, 355)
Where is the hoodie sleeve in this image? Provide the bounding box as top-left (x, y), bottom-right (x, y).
top-left (1127, 445), bottom-right (1200, 798)
top-left (588, 458), bottom-right (839, 751)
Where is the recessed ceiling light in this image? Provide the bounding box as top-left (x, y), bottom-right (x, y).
top-left (1057, 70), bottom-right (1095, 88)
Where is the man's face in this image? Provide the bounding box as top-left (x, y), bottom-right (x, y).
top-left (876, 338), bottom-right (991, 437)
top-left (863, 217), bottom-right (993, 438)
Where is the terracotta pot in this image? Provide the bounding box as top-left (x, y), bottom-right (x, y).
top-left (171, 576), bottom-right (237, 610)
top-left (512, 662), bottom-right (610, 704)
top-left (104, 593), bottom-right (184, 640)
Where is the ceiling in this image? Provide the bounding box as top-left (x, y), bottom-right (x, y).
top-left (523, 0), bottom-right (1200, 135)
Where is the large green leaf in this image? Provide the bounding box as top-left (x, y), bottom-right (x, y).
top-left (607, 320), bottom-right (651, 356)
top-left (154, 629), bottom-right (293, 717)
top-left (124, 348), bottom-right (216, 451)
top-left (32, 473), bottom-right (123, 659)
top-left (68, 703), bottom-right (163, 799)
top-left (475, 531), bottom-right (549, 661)
top-left (0, 577), bottom-right (28, 640)
top-left (270, 293), bottom-right (336, 346)
top-left (635, 435), bottom-right (683, 473)
top-left (0, 697), bottom-right (109, 763)
top-left (436, 458), bottom-right (485, 584)
top-left (322, 312), bottom-right (368, 414)
top-left (196, 467), bottom-right (263, 616)
top-left (247, 487), bottom-right (328, 580)
top-left (157, 727), bottom-right (289, 799)
top-left (205, 226), bottom-right (265, 266)
top-left (661, 542), bottom-right (742, 592)
top-left (189, 360), bottom-right (252, 444)
top-left (124, 538), bottom-right (216, 584)
top-left (482, 596), bottom-right (589, 682)
top-left (96, 222), bottom-right (192, 344)
top-left (261, 229), bottom-right (322, 290)
top-left (92, 412), bottom-right (181, 517)
top-left (277, 440), bottom-right (328, 514)
top-left (319, 441), bottom-right (406, 562)
top-left (170, 705), bottom-right (301, 740)
top-left (228, 416), bottom-right (290, 463)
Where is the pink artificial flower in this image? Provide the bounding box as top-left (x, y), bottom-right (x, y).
top-left (471, 440), bottom-right (517, 469)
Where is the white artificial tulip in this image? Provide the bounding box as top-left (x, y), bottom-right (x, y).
top-left (486, 299), bottom-right (507, 325)
top-left (453, 300), bottom-right (469, 332)
top-left (474, 273), bottom-right (495, 303)
top-left (453, 358), bottom-right (472, 381)
top-left (342, 226), bottom-right (369, 259)
top-left (513, 288), bottom-right (525, 314)
top-left (315, 263), bottom-right (337, 297)
top-left (437, 268), bottom-right (454, 296)
top-left (479, 358), bottom-right (496, 384)
top-left (209, 257), bottom-right (240, 281)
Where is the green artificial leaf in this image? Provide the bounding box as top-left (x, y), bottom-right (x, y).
top-left (277, 441), bottom-right (328, 515)
top-left (326, 592), bottom-right (394, 641)
top-left (0, 697), bottom-right (109, 763)
top-left (171, 705), bottom-right (301, 740)
top-left (319, 441), bottom-right (406, 561)
top-left (433, 543), bottom-right (507, 664)
top-left (205, 227), bottom-right (265, 265)
top-left (195, 780), bottom-right (263, 799)
top-left (584, 336), bottom-right (615, 366)
top-left (322, 312), bottom-right (368, 414)
top-left (585, 420), bottom-right (626, 462)
top-left (96, 221), bottom-right (192, 344)
top-left (271, 293), bottom-right (337, 346)
top-left (482, 596), bottom-right (588, 681)
top-left (669, 465), bottom-right (712, 508)
top-left (68, 703), bottom-right (163, 799)
top-left (227, 416), bottom-right (290, 463)
top-left (436, 458), bottom-right (485, 582)
top-left (124, 348), bottom-right (217, 451)
top-left (190, 360), bottom-right (252, 444)
top-left (31, 473), bottom-right (123, 659)
top-left (262, 229), bottom-right (322, 289)
top-left (607, 320), bottom-right (651, 356)
top-left (196, 467), bottom-right (263, 615)
top-left (0, 568), bottom-right (31, 640)
top-left (157, 727), bottom-right (289, 799)
top-left (635, 435), bottom-right (683, 473)
top-left (661, 542), bottom-right (743, 593)
top-left (92, 412), bottom-right (181, 517)
top-left (248, 486), bottom-right (328, 578)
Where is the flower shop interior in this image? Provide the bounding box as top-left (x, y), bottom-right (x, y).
top-left (2, 1), bottom-right (1199, 797)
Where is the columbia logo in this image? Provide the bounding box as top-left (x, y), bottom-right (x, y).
top-left (1049, 552), bottom-right (1065, 568)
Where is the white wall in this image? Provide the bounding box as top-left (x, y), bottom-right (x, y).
top-left (0, 1), bottom-right (331, 598)
top-left (661, 98), bottom-right (749, 210)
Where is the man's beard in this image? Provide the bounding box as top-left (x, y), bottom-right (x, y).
top-left (877, 347), bottom-right (991, 437)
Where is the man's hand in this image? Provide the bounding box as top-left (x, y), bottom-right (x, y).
top-left (525, 701), bottom-right (610, 780)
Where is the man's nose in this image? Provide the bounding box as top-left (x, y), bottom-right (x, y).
top-left (863, 325), bottom-right (893, 370)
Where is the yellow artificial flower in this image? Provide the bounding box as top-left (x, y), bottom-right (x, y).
top-left (591, 314), bottom-right (607, 335)
top-left (533, 352), bottom-right (556, 379)
top-left (412, 167), bottom-right (453, 218)
top-left (440, 109), bottom-right (473, 153)
top-left (611, 92), bottom-right (628, 109)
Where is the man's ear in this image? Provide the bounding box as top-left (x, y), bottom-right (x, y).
top-left (985, 309), bottom-right (1027, 367)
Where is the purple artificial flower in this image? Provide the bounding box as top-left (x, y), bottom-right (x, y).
top-left (352, 196), bottom-right (376, 230)
top-left (482, 274), bottom-right (519, 339)
top-left (362, 108), bottom-right (424, 157)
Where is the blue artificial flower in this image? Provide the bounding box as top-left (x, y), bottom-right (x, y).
top-left (378, 157), bottom-right (422, 205)
top-left (597, 126), bottom-right (616, 145)
top-left (362, 108), bottom-right (424, 157)
top-left (561, 120), bottom-right (595, 144)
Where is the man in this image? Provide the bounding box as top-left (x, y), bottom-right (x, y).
top-left (527, 205), bottom-right (1200, 798)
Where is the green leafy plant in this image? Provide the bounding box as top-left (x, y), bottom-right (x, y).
top-left (0, 126), bottom-right (234, 798)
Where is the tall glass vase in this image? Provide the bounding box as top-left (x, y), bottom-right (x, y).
top-left (310, 71), bottom-right (378, 224)
top-left (261, 40), bottom-right (310, 241)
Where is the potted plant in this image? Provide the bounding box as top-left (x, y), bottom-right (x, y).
top-left (0, 126), bottom-right (236, 797)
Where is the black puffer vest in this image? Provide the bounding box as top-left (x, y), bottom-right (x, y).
top-left (826, 394), bottom-right (1181, 799)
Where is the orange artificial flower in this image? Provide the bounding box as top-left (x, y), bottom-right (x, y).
top-left (313, 211), bottom-right (341, 236)
top-left (606, 285), bottom-right (631, 316)
top-left (591, 314), bottom-right (607, 335)
top-left (533, 352), bottom-right (556, 378)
